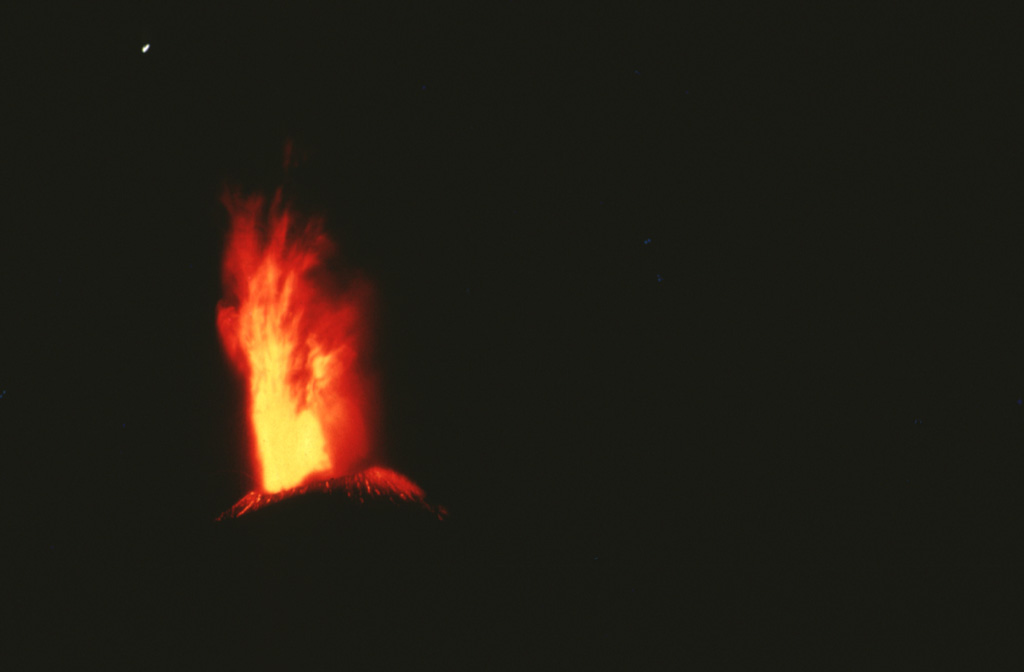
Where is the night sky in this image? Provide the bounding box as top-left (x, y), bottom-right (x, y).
top-left (2, 4), bottom-right (1019, 666)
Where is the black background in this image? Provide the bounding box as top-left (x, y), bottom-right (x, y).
top-left (1, 3), bottom-right (1019, 666)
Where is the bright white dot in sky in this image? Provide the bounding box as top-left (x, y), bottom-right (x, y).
top-left (142, 44), bottom-right (150, 53)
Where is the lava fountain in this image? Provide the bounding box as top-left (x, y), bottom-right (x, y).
top-left (216, 185), bottom-right (440, 520)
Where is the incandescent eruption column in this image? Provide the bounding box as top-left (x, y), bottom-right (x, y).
top-left (215, 182), bottom-right (441, 521)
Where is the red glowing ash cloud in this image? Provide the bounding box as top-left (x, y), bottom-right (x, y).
top-left (216, 186), bottom-right (376, 494)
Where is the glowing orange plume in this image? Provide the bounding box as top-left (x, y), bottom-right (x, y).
top-left (216, 189), bottom-right (373, 493)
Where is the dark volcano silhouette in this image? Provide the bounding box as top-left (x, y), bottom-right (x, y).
top-left (215, 466), bottom-right (447, 522)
